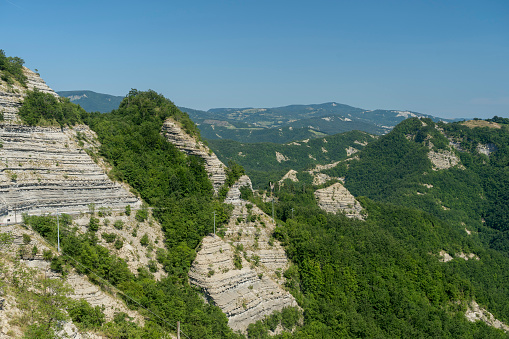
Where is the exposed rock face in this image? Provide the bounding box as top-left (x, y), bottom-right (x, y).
top-left (0, 123), bottom-right (140, 223)
top-left (428, 149), bottom-right (461, 170)
top-left (0, 223), bottom-right (143, 337)
top-left (465, 300), bottom-right (509, 332)
top-left (275, 151), bottom-right (289, 163)
top-left (0, 67), bottom-right (57, 121)
top-left (278, 169), bottom-right (298, 185)
top-left (345, 146), bottom-right (358, 156)
top-left (477, 143), bottom-right (498, 157)
top-left (225, 175), bottom-right (253, 205)
top-left (189, 177), bottom-right (297, 333)
top-left (161, 119), bottom-right (226, 193)
top-left (314, 182), bottom-right (363, 219)
top-left (438, 250), bottom-right (479, 262)
top-left (307, 161), bottom-right (342, 186)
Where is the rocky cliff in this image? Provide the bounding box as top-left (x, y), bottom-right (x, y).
top-left (161, 119), bottom-right (226, 193)
top-left (314, 182), bottom-right (364, 219)
top-left (0, 68), bottom-right (140, 223)
top-left (0, 67), bottom-right (57, 122)
top-left (189, 176), bottom-right (298, 333)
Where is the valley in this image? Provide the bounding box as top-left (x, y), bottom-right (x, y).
top-left (2, 51), bottom-right (509, 338)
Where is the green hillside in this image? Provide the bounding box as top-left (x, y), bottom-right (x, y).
top-left (239, 117), bottom-right (509, 337)
top-left (209, 130), bottom-right (375, 187)
top-left (57, 90), bottom-right (124, 113)
top-left (9, 70), bottom-right (509, 337)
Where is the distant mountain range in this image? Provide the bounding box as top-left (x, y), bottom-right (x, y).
top-left (57, 90), bottom-right (124, 113)
top-left (58, 90), bottom-right (460, 142)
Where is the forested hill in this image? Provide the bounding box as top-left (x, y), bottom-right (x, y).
top-left (208, 130), bottom-right (376, 188)
top-left (234, 116), bottom-right (509, 337)
top-left (58, 90), bottom-right (123, 113)
top-left (182, 102), bottom-right (457, 142)
top-left (54, 88), bottom-right (458, 142)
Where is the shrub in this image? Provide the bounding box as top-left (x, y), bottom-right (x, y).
top-left (148, 260), bottom-right (158, 273)
top-left (135, 207), bottom-right (148, 222)
top-left (113, 220), bottom-right (124, 230)
top-left (102, 233), bottom-right (117, 243)
top-left (22, 233), bottom-right (31, 244)
top-left (233, 253), bottom-right (242, 269)
top-left (114, 239), bottom-right (123, 250)
top-left (88, 217), bottom-right (100, 232)
top-left (125, 205), bottom-right (131, 216)
top-left (140, 233), bottom-right (149, 247)
top-left (68, 299), bottom-right (105, 329)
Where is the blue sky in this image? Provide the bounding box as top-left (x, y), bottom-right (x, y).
top-left (1, 0), bottom-right (508, 119)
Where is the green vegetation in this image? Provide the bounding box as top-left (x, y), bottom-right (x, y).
top-left (21, 90), bottom-right (241, 338)
top-left (0, 49), bottom-right (27, 86)
top-left (18, 88), bottom-right (89, 127)
top-left (241, 178), bottom-right (509, 338)
top-left (209, 130), bottom-right (374, 187)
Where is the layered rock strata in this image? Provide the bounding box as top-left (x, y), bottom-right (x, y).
top-left (161, 119), bottom-right (226, 193)
top-left (0, 222), bottom-right (143, 335)
top-left (0, 67), bottom-right (57, 121)
top-left (189, 177), bottom-right (297, 333)
top-left (314, 182), bottom-right (363, 219)
top-left (0, 123), bottom-right (139, 223)
top-left (224, 175), bottom-right (253, 205)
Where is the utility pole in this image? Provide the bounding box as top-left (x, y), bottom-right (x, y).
top-left (57, 209), bottom-right (60, 254)
top-left (213, 211), bottom-right (216, 236)
top-left (270, 182), bottom-right (275, 223)
top-left (177, 321), bottom-right (180, 339)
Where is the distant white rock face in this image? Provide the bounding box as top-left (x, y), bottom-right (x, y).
top-left (465, 300), bottom-right (509, 332)
top-left (428, 149), bottom-right (461, 170)
top-left (476, 143), bottom-right (498, 157)
top-left (314, 182), bottom-right (363, 219)
top-left (275, 151), bottom-right (289, 163)
top-left (161, 119), bottom-right (227, 193)
top-left (278, 169), bottom-right (299, 185)
top-left (394, 111), bottom-right (418, 118)
top-left (345, 146), bottom-right (358, 156)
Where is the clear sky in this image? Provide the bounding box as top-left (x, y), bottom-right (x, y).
top-left (1, 0), bottom-right (508, 119)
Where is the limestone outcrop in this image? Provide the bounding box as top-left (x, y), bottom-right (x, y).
top-left (465, 300), bottom-right (509, 332)
top-left (278, 169), bottom-right (298, 185)
top-left (225, 175), bottom-right (253, 205)
top-left (314, 182), bottom-right (363, 219)
top-left (189, 177), bottom-right (297, 333)
top-left (428, 149), bottom-right (461, 170)
top-left (0, 223), bottom-right (143, 337)
top-left (0, 123), bottom-right (140, 223)
top-left (0, 67), bottom-right (57, 121)
top-left (0, 68), bottom-right (140, 222)
top-left (161, 119), bottom-right (226, 193)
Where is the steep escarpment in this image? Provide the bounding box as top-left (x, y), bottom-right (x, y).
top-left (0, 68), bottom-right (140, 223)
top-left (161, 119), bottom-right (226, 193)
top-left (0, 123), bottom-right (139, 223)
top-left (189, 176), bottom-right (297, 333)
top-left (314, 182), bottom-right (364, 219)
